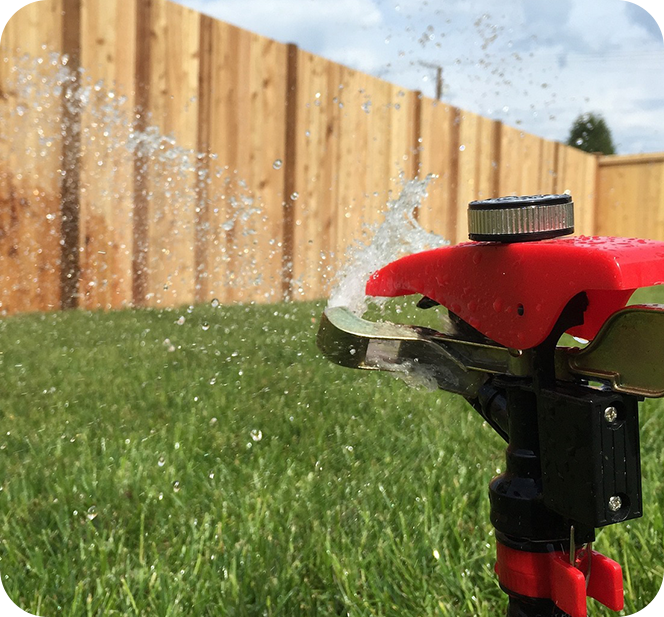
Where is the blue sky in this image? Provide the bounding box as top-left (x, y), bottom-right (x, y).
top-left (173, 0), bottom-right (664, 154)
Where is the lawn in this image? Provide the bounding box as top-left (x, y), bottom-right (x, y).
top-left (0, 299), bottom-right (662, 616)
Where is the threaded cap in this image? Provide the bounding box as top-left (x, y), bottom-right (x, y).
top-left (468, 194), bottom-right (574, 243)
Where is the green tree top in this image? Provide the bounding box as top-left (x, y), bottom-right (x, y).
top-left (566, 112), bottom-right (616, 155)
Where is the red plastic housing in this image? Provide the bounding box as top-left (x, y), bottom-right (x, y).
top-left (495, 542), bottom-right (623, 617)
top-left (365, 236), bottom-right (664, 349)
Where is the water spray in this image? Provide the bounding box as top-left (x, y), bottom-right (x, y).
top-left (317, 193), bottom-right (664, 617)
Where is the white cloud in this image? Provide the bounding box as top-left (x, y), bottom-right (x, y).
top-left (183, 0), bottom-right (383, 45)
top-left (567, 0), bottom-right (655, 51)
top-left (324, 45), bottom-right (386, 75)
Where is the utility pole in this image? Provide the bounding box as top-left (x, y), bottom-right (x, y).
top-left (418, 61), bottom-right (444, 101)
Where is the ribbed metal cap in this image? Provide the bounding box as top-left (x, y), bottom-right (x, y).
top-left (468, 194), bottom-right (574, 243)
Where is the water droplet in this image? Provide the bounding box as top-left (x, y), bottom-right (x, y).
top-left (173, 481), bottom-right (181, 492)
top-left (272, 159), bottom-right (283, 170)
top-left (176, 316), bottom-right (185, 325)
top-left (290, 192), bottom-right (299, 200)
top-left (459, 144), bottom-right (466, 151)
top-left (202, 322), bottom-right (210, 331)
top-left (158, 492), bottom-right (164, 501)
top-left (211, 298), bottom-right (219, 308)
top-left (433, 549), bottom-right (440, 560)
top-left (250, 429), bottom-right (263, 442)
top-left (209, 417), bottom-right (218, 426)
top-left (86, 506), bottom-right (98, 521)
top-left (174, 442), bottom-right (180, 450)
top-left (158, 455), bottom-right (165, 467)
top-left (208, 472), bottom-right (215, 479)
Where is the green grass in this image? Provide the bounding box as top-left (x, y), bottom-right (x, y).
top-left (0, 298), bottom-right (662, 616)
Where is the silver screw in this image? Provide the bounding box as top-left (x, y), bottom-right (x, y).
top-left (604, 406), bottom-right (618, 424)
top-left (608, 495), bottom-right (622, 512)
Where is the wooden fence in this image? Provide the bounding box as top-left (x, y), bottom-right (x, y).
top-left (0, 0), bottom-right (661, 316)
top-left (596, 153), bottom-right (664, 240)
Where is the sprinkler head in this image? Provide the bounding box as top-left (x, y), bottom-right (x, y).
top-left (468, 193), bottom-right (574, 243)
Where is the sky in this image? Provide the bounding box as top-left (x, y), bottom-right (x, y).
top-left (172, 0), bottom-right (664, 155)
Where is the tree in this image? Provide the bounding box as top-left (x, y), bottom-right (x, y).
top-left (566, 112), bottom-right (616, 155)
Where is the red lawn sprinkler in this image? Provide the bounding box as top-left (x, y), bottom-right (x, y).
top-left (317, 194), bottom-right (664, 617)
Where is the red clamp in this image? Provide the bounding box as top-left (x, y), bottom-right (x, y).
top-left (495, 542), bottom-right (624, 617)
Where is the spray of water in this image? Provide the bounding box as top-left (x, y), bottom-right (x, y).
top-left (2, 53), bottom-right (265, 309)
top-left (4, 53), bottom-right (446, 313)
top-left (328, 175), bottom-right (449, 315)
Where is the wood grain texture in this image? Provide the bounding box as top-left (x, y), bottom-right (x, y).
top-left (78, 0), bottom-right (137, 310)
top-left (498, 126), bottom-right (546, 197)
top-left (596, 158), bottom-right (664, 240)
top-left (291, 50), bottom-right (342, 301)
top-left (132, 0), bottom-right (152, 306)
top-left (144, 0), bottom-right (200, 308)
top-left (539, 139), bottom-right (557, 195)
top-left (454, 111), bottom-right (502, 243)
top-left (456, 110), bottom-right (480, 243)
top-left (292, 62), bottom-right (421, 299)
top-left (194, 13), bottom-right (213, 304)
top-left (200, 20), bottom-right (245, 306)
top-left (418, 98), bottom-right (456, 241)
top-left (556, 144), bottom-right (598, 236)
top-left (201, 21), bottom-right (287, 306)
top-left (237, 32), bottom-right (287, 304)
top-left (0, 0), bottom-right (64, 315)
top-left (598, 153), bottom-right (664, 167)
top-left (60, 0), bottom-right (82, 310)
top-left (281, 43), bottom-right (299, 302)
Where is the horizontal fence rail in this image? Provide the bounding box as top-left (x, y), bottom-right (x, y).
top-left (0, 0), bottom-right (660, 316)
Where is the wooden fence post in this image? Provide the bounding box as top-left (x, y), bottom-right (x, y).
top-left (491, 119), bottom-right (502, 198)
top-left (592, 152), bottom-right (601, 236)
top-left (413, 90), bottom-right (423, 178)
top-left (552, 141), bottom-right (560, 194)
top-left (448, 106), bottom-right (461, 242)
top-left (60, 0), bottom-right (82, 310)
top-left (412, 90), bottom-right (423, 220)
top-left (195, 14), bottom-right (214, 303)
top-left (132, 0), bottom-right (151, 307)
top-left (282, 43), bottom-right (298, 302)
